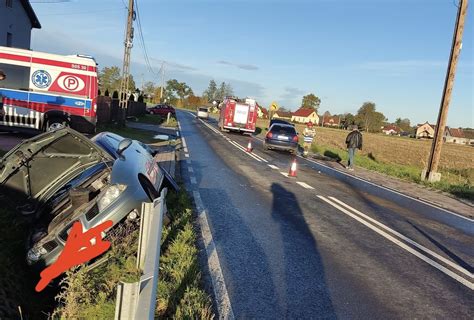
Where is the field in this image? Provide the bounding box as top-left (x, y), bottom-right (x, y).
top-left (256, 119), bottom-right (474, 200)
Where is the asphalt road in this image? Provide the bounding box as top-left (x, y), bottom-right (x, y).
top-left (177, 110), bottom-right (473, 319)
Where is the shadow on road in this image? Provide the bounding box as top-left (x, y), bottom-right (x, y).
top-left (270, 183), bottom-right (336, 318)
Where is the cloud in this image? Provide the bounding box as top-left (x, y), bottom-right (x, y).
top-left (149, 58), bottom-right (198, 72)
top-left (217, 60), bottom-right (259, 71)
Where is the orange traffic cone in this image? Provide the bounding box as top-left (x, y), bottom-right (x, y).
top-left (246, 139), bottom-right (253, 153)
top-left (288, 158), bottom-right (297, 177)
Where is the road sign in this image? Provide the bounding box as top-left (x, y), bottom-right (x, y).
top-left (270, 101), bottom-right (279, 111)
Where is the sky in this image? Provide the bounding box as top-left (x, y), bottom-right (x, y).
top-left (30, 0), bottom-right (473, 127)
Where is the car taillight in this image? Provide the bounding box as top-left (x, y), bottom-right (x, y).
top-left (292, 135), bottom-right (299, 142)
top-left (267, 132), bottom-right (273, 139)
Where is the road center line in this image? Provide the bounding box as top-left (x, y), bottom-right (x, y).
top-left (268, 164), bottom-right (279, 170)
top-left (228, 140), bottom-right (262, 162)
top-left (318, 195), bottom-right (474, 290)
top-left (297, 182), bottom-right (315, 190)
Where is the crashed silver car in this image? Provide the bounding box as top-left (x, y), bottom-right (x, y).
top-left (0, 128), bottom-right (175, 267)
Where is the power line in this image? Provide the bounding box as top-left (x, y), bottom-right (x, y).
top-left (134, 0), bottom-right (160, 79)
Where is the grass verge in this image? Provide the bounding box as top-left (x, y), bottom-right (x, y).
top-left (136, 114), bottom-right (164, 125)
top-left (52, 187), bottom-right (214, 319)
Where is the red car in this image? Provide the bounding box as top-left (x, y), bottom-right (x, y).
top-left (147, 104), bottom-right (176, 116)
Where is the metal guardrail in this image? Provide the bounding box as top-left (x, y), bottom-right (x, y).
top-left (114, 188), bottom-right (168, 320)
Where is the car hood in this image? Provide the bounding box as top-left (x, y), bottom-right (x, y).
top-left (0, 128), bottom-right (113, 204)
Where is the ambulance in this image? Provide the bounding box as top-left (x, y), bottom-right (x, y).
top-left (0, 46), bottom-right (98, 133)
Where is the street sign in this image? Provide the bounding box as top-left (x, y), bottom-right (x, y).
top-left (270, 101), bottom-right (279, 111)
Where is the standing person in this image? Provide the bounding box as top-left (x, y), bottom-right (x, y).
top-left (0, 70), bottom-right (5, 118)
top-left (303, 121), bottom-right (316, 157)
top-left (345, 125), bottom-right (362, 170)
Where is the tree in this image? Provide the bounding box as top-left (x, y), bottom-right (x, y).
top-left (355, 102), bottom-right (386, 133)
top-left (166, 79), bottom-right (193, 103)
top-left (216, 82), bottom-right (234, 100)
top-left (98, 66), bottom-right (121, 92)
top-left (203, 80), bottom-right (218, 102)
top-left (143, 81), bottom-right (156, 96)
top-left (395, 117), bottom-right (411, 132)
top-left (301, 93), bottom-right (321, 111)
top-left (342, 113), bottom-right (355, 129)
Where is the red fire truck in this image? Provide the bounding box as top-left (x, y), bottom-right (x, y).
top-left (218, 97), bottom-right (257, 134)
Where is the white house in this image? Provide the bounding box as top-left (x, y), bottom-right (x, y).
top-left (291, 108), bottom-right (320, 125)
top-left (0, 0), bottom-right (41, 49)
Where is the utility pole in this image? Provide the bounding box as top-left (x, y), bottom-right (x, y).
top-left (160, 61), bottom-right (165, 103)
top-left (118, 0), bottom-right (135, 126)
top-left (423, 0), bottom-right (468, 182)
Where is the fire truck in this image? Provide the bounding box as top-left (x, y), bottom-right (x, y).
top-left (218, 97), bottom-right (257, 134)
top-left (0, 46), bottom-right (98, 133)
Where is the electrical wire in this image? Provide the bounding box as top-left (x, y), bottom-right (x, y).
top-left (134, 0), bottom-right (160, 79)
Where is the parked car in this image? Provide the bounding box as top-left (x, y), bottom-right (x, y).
top-left (147, 104), bottom-right (176, 116)
top-left (0, 128), bottom-right (176, 267)
top-left (264, 123), bottom-right (299, 154)
top-left (197, 106), bottom-right (209, 119)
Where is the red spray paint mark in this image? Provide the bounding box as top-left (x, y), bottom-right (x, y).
top-left (35, 220), bottom-right (113, 292)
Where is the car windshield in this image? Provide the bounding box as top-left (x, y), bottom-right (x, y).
top-left (199, 108), bottom-right (208, 112)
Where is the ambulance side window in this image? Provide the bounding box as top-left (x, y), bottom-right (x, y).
top-left (0, 63), bottom-right (30, 91)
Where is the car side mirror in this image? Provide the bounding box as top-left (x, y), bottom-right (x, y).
top-left (117, 138), bottom-right (133, 156)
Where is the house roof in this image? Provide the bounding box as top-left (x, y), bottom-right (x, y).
top-left (259, 106), bottom-right (269, 116)
top-left (463, 129), bottom-right (474, 140)
top-left (323, 115), bottom-right (340, 124)
top-left (383, 124), bottom-right (401, 132)
top-left (448, 128), bottom-right (465, 138)
top-left (292, 108), bottom-right (316, 117)
top-left (20, 0), bottom-right (41, 29)
top-left (274, 111), bottom-right (292, 118)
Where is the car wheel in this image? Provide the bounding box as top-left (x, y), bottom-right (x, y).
top-left (46, 118), bottom-right (68, 132)
top-left (139, 175), bottom-right (160, 201)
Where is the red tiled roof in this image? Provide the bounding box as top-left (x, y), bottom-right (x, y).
top-left (323, 116), bottom-right (340, 124)
top-left (260, 107), bottom-right (269, 115)
top-left (275, 111), bottom-right (292, 118)
top-left (292, 108), bottom-right (316, 117)
top-left (448, 128), bottom-right (465, 138)
top-left (383, 124), bottom-right (401, 133)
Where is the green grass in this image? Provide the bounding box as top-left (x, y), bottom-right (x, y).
top-left (52, 187), bottom-right (214, 319)
top-left (310, 143), bottom-right (474, 201)
top-left (97, 124), bottom-right (156, 143)
top-left (136, 114), bottom-right (164, 125)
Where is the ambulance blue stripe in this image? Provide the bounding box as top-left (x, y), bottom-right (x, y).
top-left (0, 88), bottom-right (91, 109)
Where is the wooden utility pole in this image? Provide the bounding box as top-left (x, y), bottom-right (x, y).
top-left (424, 0), bottom-right (468, 182)
top-left (118, 0), bottom-right (135, 126)
top-left (160, 61), bottom-right (165, 102)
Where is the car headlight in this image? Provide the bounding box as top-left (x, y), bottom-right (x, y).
top-left (27, 246), bottom-right (47, 264)
top-left (97, 184), bottom-right (127, 211)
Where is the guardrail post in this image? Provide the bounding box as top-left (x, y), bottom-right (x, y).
top-left (114, 282), bottom-right (139, 320)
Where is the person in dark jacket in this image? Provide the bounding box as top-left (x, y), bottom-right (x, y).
top-left (345, 125), bottom-right (363, 170)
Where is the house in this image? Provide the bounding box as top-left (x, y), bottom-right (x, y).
top-left (444, 127), bottom-right (470, 145)
top-left (291, 108), bottom-right (320, 125)
top-left (272, 111), bottom-right (292, 120)
top-left (322, 115), bottom-right (340, 127)
top-left (0, 0), bottom-right (41, 49)
top-left (382, 124), bottom-right (401, 136)
top-left (256, 105), bottom-right (269, 119)
top-left (416, 122), bottom-right (435, 139)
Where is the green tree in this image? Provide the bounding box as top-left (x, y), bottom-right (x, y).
top-left (216, 82), bottom-right (234, 100)
top-left (301, 93), bottom-right (321, 111)
top-left (166, 79), bottom-right (194, 103)
top-left (342, 113), bottom-right (355, 129)
top-left (203, 80), bottom-right (218, 102)
top-left (143, 81), bottom-right (156, 96)
top-left (98, 66), bottom-right (121, 92)
top-left (355, 102), bottom-right (386, 133)
top-left (395, 117), bottom-right (411, 132)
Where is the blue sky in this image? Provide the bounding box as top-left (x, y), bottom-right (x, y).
top-left (31, 0), bottom-right (473, 127)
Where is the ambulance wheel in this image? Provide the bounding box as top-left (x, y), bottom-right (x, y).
top-left (46, 118), bottom-right (68, 131)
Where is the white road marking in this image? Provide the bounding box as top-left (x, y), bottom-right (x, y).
top-left (182, 137), bottom-right (187, 148)
top-left (190, 177), bottom-right (197, 184)
top-left (192, 191), bottom-right (235, 319)
top-left (298, 155), bottom-right (472, 222)
top-left (280, 172), bottom-right (289, 178)
top-left (184, 147), bottom-right (189, 153)
top-left (185, 154), bottom-right (190, 158)
top-left (297, 182), bottom-right (314, 190)
top-left (329, 197), bottom-right (474, 279)
top-left (229, 141), bottom-right (262, 162)
top-left (230, 140), bottom-right (269, 163)
top-left (268, 164), bottom-right (279, 170)
top-left (188, 167), bottom-right (194, 173)
top-left (318, 195), bottom-right (474, 290)
top-left (176, 131), bottom-right (180, 137)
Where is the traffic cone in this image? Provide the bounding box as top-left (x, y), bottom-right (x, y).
top-left (246, 139), bottom-right (253, 153)
top-left (288, 158), bottom-right (297, 177)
